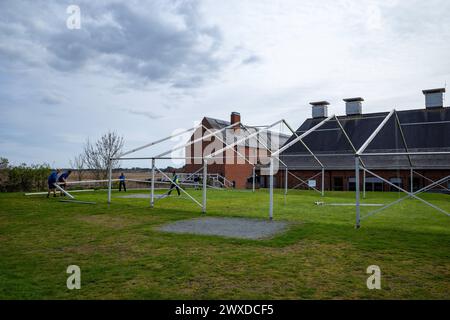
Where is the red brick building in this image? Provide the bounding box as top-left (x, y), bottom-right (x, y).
top-left (184, 112), bottom-right (289, 189)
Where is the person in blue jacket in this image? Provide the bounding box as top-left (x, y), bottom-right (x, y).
top-left (57, 170), bottom-right (72, 196)
top-left (119, 173), bottom-right (126, 192)
top-left (47, 169), bottom-right (60, 198)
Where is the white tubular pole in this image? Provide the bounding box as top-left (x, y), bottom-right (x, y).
top-left (357, 109), bottom-right (395, 155)
top-left (284, 167), bottom-right (288, 205)
top-left (118, 126), bottom-right (198, 158)
top-left (281, 120), bottom-right (324, 168)
top-left (363, 169), bottom-right (366, 199)
top-left (207, 119), bottom-right (283, 160)
top-left (54, 183), bottom-right (75, 199)
top-left (410, 168), bottom-right (413, 193)
top-left (321, 168), bottom-right (325, 197)
top-left (284, 167), bottom-right (288, 196)
top-left (252, 166), bottom-right (256, 192)
top-left (355, 157), bottom-right (361, 228)
top-left (151, 158), bottom-right (155, 208)
top-left (107, 160), bottom-right (112, 204)
top-left (363, 167), bottom-right (450, 217)
top-left (413, 170), bottom-right (450, 192)
top-left (156, 122), bottom-right (240, 158)
top-left (272, 115), bottom-right (335, 157)
top-left (202, 161), bottom-right (207, 213)
top-left (269, 158), bottom-right (274, 221)
top-left (359, 151), bottom-right (450, 156)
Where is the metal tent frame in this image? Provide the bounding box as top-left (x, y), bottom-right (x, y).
top-left (354, 109), bottom-right (450, 228)
top-left (109, 118), bottom-right (296, 213)
top-left (267, 109), bottom-right (450, 224)
top-left (268, 114), bottom-right (368, 220)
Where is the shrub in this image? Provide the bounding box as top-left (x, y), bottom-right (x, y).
top-left (0, 163), bottom-right (51, 192)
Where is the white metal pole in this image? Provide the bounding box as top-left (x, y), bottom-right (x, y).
top-left (107, 160), bottom-right (112, 204)
top-left (269, 158), bottom-right (274, 221)
top-left (284, 167), bottom-right (288, 195)
top-left (272, 115), bottom-right (335, 157)
top-left (410, 168), bottom-right (413, 193)
top-left (151, 158), bottom-right (155, 208)
top-left (321, 168), bottom-right (325, 197)
top-left (357, 109), bottom-right (395, 155)
top-left (202, 161), bottom-right (207, 213)
top-left (252, 166), bottom-right (256, 192)
top-left (363, 169), bottom-right (366, 199)
top-left (355, 156), bottom-right (361, 228)
top-left (54, 183), bottom-right (75, 199)
top-left (284, 167), bottom-right (288, 205)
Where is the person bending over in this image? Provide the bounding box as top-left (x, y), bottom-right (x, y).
top-left (47, 169), bottom-right (60, 198)
top-left (57, 170), bottom-right (72, 196)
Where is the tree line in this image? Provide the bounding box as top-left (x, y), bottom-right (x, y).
top-left (0, 131), bottom-right (124, 192)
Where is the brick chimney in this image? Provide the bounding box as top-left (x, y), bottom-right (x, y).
top-left (231, 112), bottom-right (241, 130)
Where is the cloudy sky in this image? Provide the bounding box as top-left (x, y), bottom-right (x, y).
top-left (1, 0), bottom-right (450, 168)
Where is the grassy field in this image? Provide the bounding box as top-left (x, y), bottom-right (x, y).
top-left (0, 188), bottom-right (449, 299)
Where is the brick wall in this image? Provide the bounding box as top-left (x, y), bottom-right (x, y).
top-left (275, 169), bottom-right (450, 192)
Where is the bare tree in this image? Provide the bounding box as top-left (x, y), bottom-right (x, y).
top-left (0, 157), bottom-right (8, 169)
top-left (69, 154), bottom-right (85, 181)
top-left (83, 131), bottom-right (124, 180)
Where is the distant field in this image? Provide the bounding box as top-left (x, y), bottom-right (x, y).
top-left (0, 188), bottom-right (449, 299)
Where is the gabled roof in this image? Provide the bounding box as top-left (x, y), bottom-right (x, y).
top-left (201, 116), bottom-right (290, 149)
top-left (280, 107), bottom-right (450, 170)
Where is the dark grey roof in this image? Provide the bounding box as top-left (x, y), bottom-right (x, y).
top-left (280, 107), bottom-right (450, 170)
top-left (310, 101), bottom-right (330, 106)
top-left (204, 117), bottom-right (231, 130)
top-left (343, 97), bottom-right (364, 102)
top-left (423, 88), bottom-right (445, 94)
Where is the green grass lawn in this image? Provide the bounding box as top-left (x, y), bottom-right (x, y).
top-left (0, 188), bottom-right (449, 299)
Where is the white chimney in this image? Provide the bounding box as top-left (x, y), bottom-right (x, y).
top-left (423, 88), bottom-right (445, 108)
top-left (310, 101), bottom-right (329, 118)
top-left (343, 97), bottom-right (364, 115)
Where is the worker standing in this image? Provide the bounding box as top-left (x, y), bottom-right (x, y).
top-left (119, 172), bottom-right (126, 192)
top-left (168, 171), bottom-right (181, 196)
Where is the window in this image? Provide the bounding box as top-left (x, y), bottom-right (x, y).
top-left (412, 177), bottom-right (422, 192)
top-left (348, 177), bottom-right (356, 191)
top-left (365, 177), bottom-right (383, 192)
top-left (333, 177), bottom-right (344, 191)
top-left (389, 177), bottom-right (402, 192)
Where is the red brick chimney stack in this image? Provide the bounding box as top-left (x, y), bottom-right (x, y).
top-left (231, 112), bottom-right (241, 131)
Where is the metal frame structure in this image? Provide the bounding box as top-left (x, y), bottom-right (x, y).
top-left (268, 114), bottom-right (367, 220)
top-left (110, 119), bottom-right (296, 214)
top-left (354, 110), bottom-right (450, 228)
top-left (267, 109), bottom-right (450, 225)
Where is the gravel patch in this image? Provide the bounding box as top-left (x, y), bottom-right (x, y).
top-left (159, 217), bottom-right (288, 240)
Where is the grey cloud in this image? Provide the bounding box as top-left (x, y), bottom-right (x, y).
top-left (40, 93), bottom-right (65, 105)
top-left (0, 1), bottom-right (224, 88)
top-left (126, 109), bottom-right (162, 120)
top-left (242, 54), bottom-right (262, 65)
